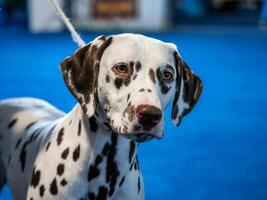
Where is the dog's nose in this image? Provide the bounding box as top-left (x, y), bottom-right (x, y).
top-left (136, 105), bottom-right (162, 130)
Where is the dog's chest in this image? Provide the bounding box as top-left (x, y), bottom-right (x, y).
top-left (27, 116), bottom-right (138, 199)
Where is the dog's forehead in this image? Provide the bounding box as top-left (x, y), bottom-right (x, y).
top-left (101, 34), bottom-right (176, 67)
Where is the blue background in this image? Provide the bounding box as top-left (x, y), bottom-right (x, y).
top-left (1, 27), bottom-right (267, 199)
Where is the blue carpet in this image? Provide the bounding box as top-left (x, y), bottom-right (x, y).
top-left (0, 27), bottom-right (267, 200)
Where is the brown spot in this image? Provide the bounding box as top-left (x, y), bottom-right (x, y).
top-left (30, 167), bottom-right (41, 188)
top-left (57, 128), bottom-right (64, 145)
top-left (133, 74), bottom-right (137, 80)
top-left (126, 106), bottom-right (135, 121)
top-left (127, 93), bottom-right (131, 102)
top-left (106, 75), bottom-right (110, 83)
top-left (78, 120), bottom-right (81, 136)
top-left (57, 163), bottom-right (65, 176)
top-left (139, 88), bottom-right (145, 92)
top-left (15, 138), bottom-right (22, 149)
top-left (60, 179), bottom-right (68, 187)
top-left (114, 78), bottom-right (123, 89)
top-left (130, 61), bottom-right (134, 67)
top-left (39, 185), bottom-right (45, 197)
top-left (25, 122), bottom-right (37, 130)
top-left (50, 178), bottom-right (58, 195)
top-left (61, 148), bottom-right (69, 159)
top-left (135, 61), bottom-right (142, 72)
top-left (149, 68), bottom-right (156, 83)
top-left (73, 145), bottom-right (81, 161)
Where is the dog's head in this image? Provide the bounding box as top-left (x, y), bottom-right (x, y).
top-left (60, 34), bottom-right (202, 142)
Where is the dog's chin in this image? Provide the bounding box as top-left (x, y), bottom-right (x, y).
top-left (120, 132), bottom-right (157, 143)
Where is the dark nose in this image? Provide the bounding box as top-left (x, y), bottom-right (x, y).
top-left (136, 105), bottom-right (162, 131)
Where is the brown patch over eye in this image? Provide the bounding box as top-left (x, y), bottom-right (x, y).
top-left (112, 62), bottom-right (134, 89)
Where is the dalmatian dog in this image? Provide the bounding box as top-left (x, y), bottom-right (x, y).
top-left (0, 34), bottom-right (202, 200)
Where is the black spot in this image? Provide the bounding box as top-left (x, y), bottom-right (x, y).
top-left (61, 147), bottom-right (69, 159)
top-left (127, 94), bottom-right (131, 102)
top-left (89, 117), bottom-right (98, 132)
top-left (57, 163), bottom-right (65, 176)
top-left (57, 128), bottom-right (64, 145)
top-left (102, 143), bottom-right (110, 156)
top-left (30, 167), bottom-right (41, 188)
top-left (130, 61), bottom-right (135, 67)
top-left (78, 120), bottom-right (82, 136)
top-left (119, 176), bottom-right (125, 187)
top-left (147, 89), bottom-right (152, 93)
top-left (15, 138), bottom-right (22, 149)
top-left (69, 119), bottom-right (72, 125)
top-left (20, 129), bottom-right (42, 171)
top-left (127, 102), bottom-right (132, 107)
top-left (45, 141), bottom-right (51, 151)
top-left (39, 185), bottom-right (45, 197)
top-left (129, 141), bottom-right (136, 163)
top-left (124, 76), bottom-right (131, 87)
top-left (73, 144), bottom-right (80, 161)
top-left (88, 192), bottom-right (95, 200)
top-left (8, 119), bottom-right (17, 129)
top-left (172, 105), bottom-right (178, 120)
top-left (97, 186), bottom-right (108, 200)
top-left (88, 155), bottom-right (103, 181)
top-left (60, 179), bottom-right (68, 187)
top-left (114, 78), bottom-right (123, 89)
top-left (133, 74), bottom-right (137, 80)
top-left (134, 159), bottom-right (139, 170)
top-left (135, 61), bottom-right (142, 72)
top-left (106, 133), bottom-right (120, 197)
top-left (88, 165), bottom-right (100, 181)
top-left (106, 75), bottom-right (110, 83)
top-left (25, 122), bottom-right (37, 130)
top-left (149, 68), bottom-right (156, 83)
top-left (50, 178), bottom-right (58, 195)
top-left (139, 88), bottom-right (145, 92)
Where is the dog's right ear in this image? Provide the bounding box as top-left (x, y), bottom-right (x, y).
top-left (171, 51), bottom-right (203, 126)
top-left (60, 36), bottom-right (112, 117)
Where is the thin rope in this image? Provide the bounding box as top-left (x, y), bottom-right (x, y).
top-left (50, 0), bottom-right (86, 47)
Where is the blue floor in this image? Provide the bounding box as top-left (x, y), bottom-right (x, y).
top-left (0, 26), bottom-right (267, 200)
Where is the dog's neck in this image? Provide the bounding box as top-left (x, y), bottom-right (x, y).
top-left (65, 104), bottom-right (138, 183)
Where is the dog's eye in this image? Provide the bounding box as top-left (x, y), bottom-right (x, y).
top-left (116, 65), bottom-right (128, 73)
top-left (112, 63), bottom-right (130, 76)
top-left (163, 70), bottom-right (173, 82)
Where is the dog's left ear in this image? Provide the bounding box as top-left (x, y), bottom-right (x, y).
top-left (60, 36), bottom-right (112, 117)
top-left (171, 51), bottom-right (203, 126)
